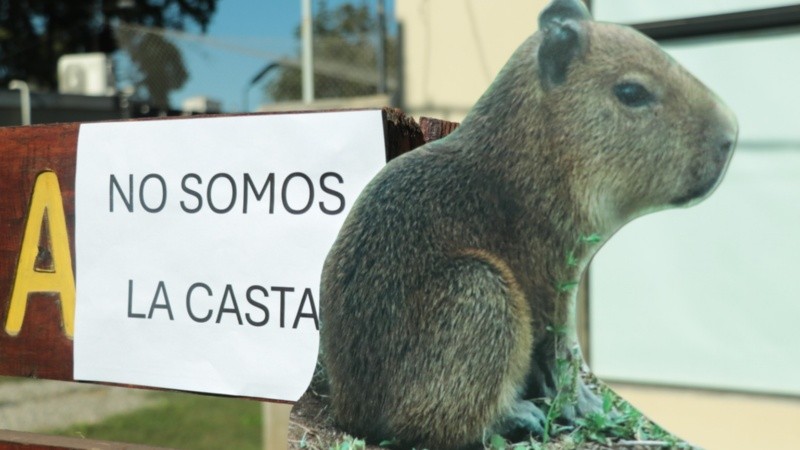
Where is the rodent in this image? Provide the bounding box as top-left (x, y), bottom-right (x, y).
top-left (319, 0), bottom-right (738, 448)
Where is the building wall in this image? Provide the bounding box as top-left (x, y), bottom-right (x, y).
top-left (395, 0), bottom-right (548, 121)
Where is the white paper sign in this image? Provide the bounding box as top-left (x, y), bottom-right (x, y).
top-left (74, 110), bottom-right (386, 401)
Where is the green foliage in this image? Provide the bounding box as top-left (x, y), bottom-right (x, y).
top-left (556, 281), bottom-right (579, 293)
top-left (579, 233), bottom-right (603, 245)
top-left (563, 233), bottom-right (603, 271)
top-left (558, 232), bottom-right (605, 294)
top-left (265, 0), bottom-right (397, 102)
top-left (568, 386), bottom-right (689, 448)
top-left (0, 0), bottom-right (216, 93)
top-left (115, 30), bottom-right (188, 109)
top-left (533, 287), bottom-right (688, 449)
top-left (571, 389), bottom-right (629, 444)
top-left (488, 433), bottom-right (508, 450)
top-left (541, 350), bottom-right (581, 443)
top-left (565, 250), bottom-right (578, 267)
top-left (329, 435), bottom-right (367, 450)
top-left (488, 386), bottom-right (689, 449)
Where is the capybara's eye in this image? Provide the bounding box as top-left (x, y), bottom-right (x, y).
top-left (613, 82), bottom-right (656, 108)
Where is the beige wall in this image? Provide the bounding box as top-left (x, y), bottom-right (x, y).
top-left (395, 0), bottom-right (548, 121)
top-left (612, 383), bottom-right (800, 450)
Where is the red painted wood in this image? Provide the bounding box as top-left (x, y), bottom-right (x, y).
top-left (0, 123), bottom-right (78, 381)
top-left (0, 430), bottom-right (170, 449)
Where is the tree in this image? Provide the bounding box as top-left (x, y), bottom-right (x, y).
top-left (114, 27), bottom-right (189, 109)
top-left (0, 0), bottom-right (216, 104)
top-left (265, 0), bottom-right (397, 102)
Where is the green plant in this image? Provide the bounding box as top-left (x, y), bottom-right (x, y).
top-left (487, 433), bottom-right (508, 450)
top-left (566, 386), bottom-right (690, 448)
top-left (329, 435), bottom-right (367, 450)
top-left (484, 434), bottom-right (545, 450)
top-left (540, 325), bottom-right (581, 443)
top-left (378, 437), bottom-right (400, 447)
top-left (570, 390), bottom-right (628, 445)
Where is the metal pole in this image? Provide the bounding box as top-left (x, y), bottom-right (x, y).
top-left (393, 22), bottom-right (404, 109)
top-left (9, 80), bottom-right (31, 125)
top-left (244, 62), bottom-right (280, 112)
top-left (301, 0), bottom-right (314, 104)
top-left (376, 0), bottom-right (387, 94)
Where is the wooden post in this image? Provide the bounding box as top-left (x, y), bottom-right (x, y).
top-left (262, 403), bottom-right (293, 450)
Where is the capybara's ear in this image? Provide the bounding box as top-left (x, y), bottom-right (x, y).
top-left (537, 0), bottom-right (591, 89)
top-left (538, 0), bottom-right (592, 27)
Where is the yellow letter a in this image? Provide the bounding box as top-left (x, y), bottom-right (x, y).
top-left (6, 171), bottom-right (75, 339)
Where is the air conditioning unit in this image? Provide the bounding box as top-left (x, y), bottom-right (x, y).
top-left (182, 96), bottom-right (222, 114)
top-left (57, 53), bottom-right (116, 96)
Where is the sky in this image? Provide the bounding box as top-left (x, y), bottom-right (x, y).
top-left (162, 0), bottom-right (396, 112)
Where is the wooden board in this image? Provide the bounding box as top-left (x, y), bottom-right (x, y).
top-left (0, 108), bottom-right (430, 384)
top-left (0, 429), bottom-right (171, 450)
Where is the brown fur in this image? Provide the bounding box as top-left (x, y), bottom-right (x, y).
top-left (320, 1), bottom-right (737, 449)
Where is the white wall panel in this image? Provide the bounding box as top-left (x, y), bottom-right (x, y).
top-left (589, 31), bottom-right (800, 395)
top-left (591, 150), bottom-right (800, 395)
